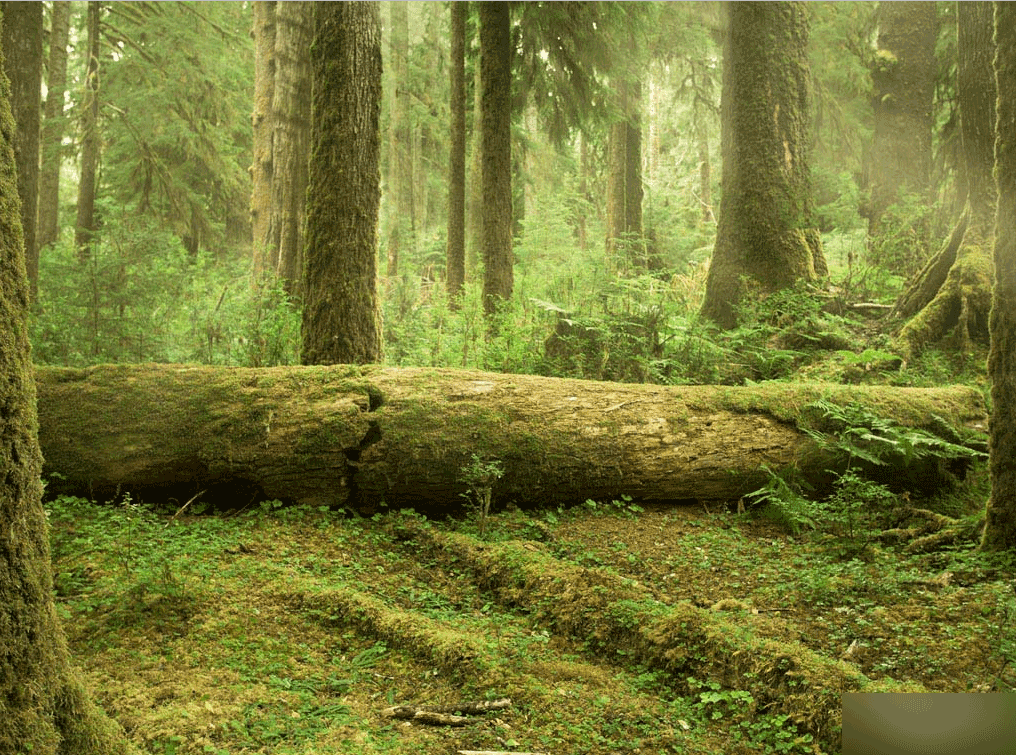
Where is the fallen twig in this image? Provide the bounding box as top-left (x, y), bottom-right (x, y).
top-left (168, 489), bottom-right (206, 524)
top-left (382, 698), bottom-right (512, 726)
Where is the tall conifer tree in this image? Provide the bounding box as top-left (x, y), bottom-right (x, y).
top-left (301, 2), bottom-right (383, 365)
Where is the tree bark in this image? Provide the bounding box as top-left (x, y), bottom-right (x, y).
top-left (1, 1), bottom-right (42, 302)
top-left (862, 2), bottom-right (937, 248)
top-left (0, 12), bottom-right (131, 748)
top-left (893, 2), bottom-right (995, 361)
top-left (300, 1), bottom-right (383, 366)
top-left (250, 0), bottom-right (277, 275)
top-left (981, 1), bottom-right (1016, 551)
top-left (267, 0), bottom-right (313, 293)
top-left (479, 1), bottom-right (513, 316)
top-left (34, 364), bottom-right (986, 515)
top-left (251, 1), bottom-right (312, 295)
top-left (385, 0), bottom-right (412, 280)
top-left (37, 0), bottom-right (71, 252)
top-left (467, 47), bottom-right (483, 277)
top-left (446, 1), bottom-right (467, 304)
top-left (74, 0), bottom-right (101, 262)
top-left (605, 75), bottom-right (646, 272)
top-left (700, 2), bottom-right (824, 329)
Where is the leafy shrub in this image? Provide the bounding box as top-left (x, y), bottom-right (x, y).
top-left (32, 219), bottom-right (299, 367)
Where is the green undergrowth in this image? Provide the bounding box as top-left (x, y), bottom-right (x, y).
top-left (46, 491), bottom-right (1016, 755)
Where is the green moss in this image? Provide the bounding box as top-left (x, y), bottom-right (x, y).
top-left (398, 523), bottom-right (926, 752)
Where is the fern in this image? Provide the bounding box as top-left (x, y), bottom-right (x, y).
top-left (802, 398), bottom-right (985, 468)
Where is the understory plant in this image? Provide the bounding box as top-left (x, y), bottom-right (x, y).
top-left (459, 454), bottom-right (504, 537)
top-left (32, 222), bottom-right (300, 367)
top-left (748, 400), bottom-right (986, 554)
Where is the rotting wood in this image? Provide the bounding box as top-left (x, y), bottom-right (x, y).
top-left (34, 364), bottom-right (987, 512)
top-left (382, 698), bottom-right (511, 726)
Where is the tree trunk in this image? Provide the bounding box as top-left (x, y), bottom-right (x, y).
top-left (893, 2), bottom-right (995, 361)
top-left (385, 0), bottom-right (412, 280)
top-left (37, 0), bottom-right (70, 252)
top-left (250, 0), bottom-right (277, 276)
top-left (34, 364), bottom-right (986, 516)
top-left (478, 1), bottom-right (513, 316)
top-left (1, 1), bottom-right (42, 302)
top-left (74, 0), bottom-right (101, 262)
top-left (862, 2), bottom-right (937, 251)
top-left (577, 131), bottom-right (588, 252)
top-left (700, 2), bottom-right (824, 329)
top-left (467, 48), bottom-right (483, 277)
top-left (446, 1), bottom-right (467, 304)
top-left (0, 15), bottom-right (131, 749)
top-left (605, 76), bottom-right (646, 272)
top-left (267, 0), bottom-right (312, 294)
top-left (981, 1), bottom-right (1016, 551)
top-left (695, 94), bottom-right (715, 225)
top-left (300, 1), bottom-right (383, 366)
top-left (251, 1), bottom-right (312, 295)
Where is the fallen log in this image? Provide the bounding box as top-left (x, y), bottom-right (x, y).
top-left (34, 364), bottom-right (986, 512)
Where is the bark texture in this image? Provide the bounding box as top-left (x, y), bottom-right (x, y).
top-left (700, 2), bottom-right (824, 329)
top-left (34, 364), bottom-right (986, 515)
top-left (250, 0), bottom-right (276, 273)
top-left (893, 2), bottom-right (995, 360)
top-left (37, 0), bottom-right (71, 251)
top-left (1, 1), bottom-right (42, 300)
top-left (0, 13), bottom-right (131, 750)
top-left (479, 1), bottom-right (513, 316)
top-left (268, 1), bottom-right (313, 291)
top-left (74, 0), bottom-right (101, 261)
top-left (981, 1), bottom-right (1016, 551)
top-left (446, 1), bottom-right (467, 303)
top-left (301, 1), bottom-right (383, 365)
top-left (251, 1), bottom-right (312, 293)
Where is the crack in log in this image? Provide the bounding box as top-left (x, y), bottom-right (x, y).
top-left (343, 388), bottom-right (385, 512)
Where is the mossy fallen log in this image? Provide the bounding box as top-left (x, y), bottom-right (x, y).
top-left (34, 364), bottom-right (986, 512)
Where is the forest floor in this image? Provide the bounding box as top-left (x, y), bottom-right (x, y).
top-left (48, 479), bottom-right (1015, 755)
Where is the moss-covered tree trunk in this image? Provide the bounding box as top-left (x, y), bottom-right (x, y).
top-left (700, 2), bottom-right (825, 329)
top-left (479, 1), bottom-right (513, 316)
top-left (300, 1), bottom-right (383, 365)
top-left (893, 2), bottom-right (995, 361)
top-left (0, 14), bottom-right (132, 751)
top-left (37, 0), bottom-right (70, 252)
top-left (446, 0), bottom-right (467, 304)
top-left (981, 1), bottom-right (1016, 551)
top-left (74, 0), bottom-right (101, 263)
top-left (1, 1), bottom-right (42, 301)
top-left (34, 364), bottom-right (985, 515)
top-left (862, 2), bottom-right (937, 248)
